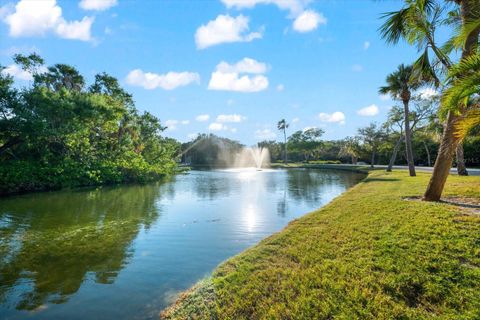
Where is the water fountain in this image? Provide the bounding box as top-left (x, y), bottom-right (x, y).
top-left (233, 147), bottom-right (271, 170)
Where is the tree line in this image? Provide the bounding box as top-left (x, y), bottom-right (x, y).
top-left (0, 54), bottom-right (179, 195)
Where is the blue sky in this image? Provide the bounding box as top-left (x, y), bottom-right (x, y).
top-left (0, 0), bottom-right (433, 145)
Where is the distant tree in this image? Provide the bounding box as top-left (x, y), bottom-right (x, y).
top-left (277, 119), bottom-right (289, 164)
top-left (338, 137), bottom-right (361, 164)
top-left (287, 128), bottom-right (324, 162)
top-left (379, 64), bottom-right (421, 176)
top-left (358, 123), bottom-right (386, 168)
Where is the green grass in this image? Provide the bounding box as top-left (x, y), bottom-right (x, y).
top-left (161, 171), bottom-right (480, 319)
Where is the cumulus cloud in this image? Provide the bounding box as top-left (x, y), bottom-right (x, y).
top-left (208, 122), bottom-right (228, 131)
top-left (2, 64), bottom-right (33, 80)
top-left (195, 14), bottom-right (262, 49)
top-left (221, 0), bottom-right (326, 33)
top-left (318, 111), bottom-right (345, 125)
top-left (276, 84), bottom-right (284, 91)
top-left (216, 114), bottom-right (246, 123)
top-left (79, 0), bottom-right (118, 11)
top-left (165, 120), bottom-right (178, 130)
top-left (291, 117), bottom-right (300, 123)
top-left (2, 0), bottom-right (94, 41)
top-left (196, 114), bottom-right (210, 122)
top-left (165, 119), bottom-right (190, 130)
top-left (208, 57), bottom-right (269, 93)
top-left (255, 128), bottom-right (276, 139)
top-left (363, 41), bottom-right (370, 50)
top-left (126, 69), bottom-right (200, 90)
top-left (357, 104), bottom-right (379, 117)
top-left (2, 64), bottom-right (47, 81)
top-left (221, 0), bottom-right (305, 15)
top-left (292, 10), bottom-right (326, 33)
top-left (216, 57), bottom-right (267, 74)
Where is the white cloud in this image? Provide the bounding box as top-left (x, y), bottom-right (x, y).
top-left (165, 120), bottom-right (178, 130)
top-left (216, 114), bottom-right (246, 123)
top-left (165, 119), bottom-right (189, 130)
top-left (363, 41), bottom-right (370, 50)
top-left (352, 64), bottom-right (363, 72)
top-left (196, 114), bottom-right (210, 122)
top-left (221, 0), bottom-right (326, 34)
top-left (276, 84), bottom-right (284, 91)
top-left (255, 128), bottom-right (276, 139)
top-left (2, 64), bottom-right (33, 80)
top-left (208, 122), bottom-right (228, 131)
top-left (418, 88), bottom-right (438, 100)
top-left (2, 64), bottom-right (47, 81)
top-left (221, 0), bottom-right (305, 15)
top-left (216, 57), bottom-right (267, 74)
top-left (292, 117), bottom-right (300, 123)
top-left (2, 0), bottom-right (94, 41)
top-left (227, 99), bottom-right (235, 106)
top-left (126, 69), bottom-right (200, 90)
top-left (293, 10), bottom-right (326, 33)
top-left (55, 17), bottom-right (95, 41)
top-left (357, 104), bottom-right (379, 117)
top-left (208, 57), bottom-right (269, 93)
top-left (318, 111), bottom-right (345, 125)
top-left (79, 0), bottom-right (118, 11)
top-left (195, 14), bottom-right (262, 49)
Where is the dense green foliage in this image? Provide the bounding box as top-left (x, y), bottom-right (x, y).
top-left (162, 171), bottom-right (480, 319)
top-left (0, 55), bottom-right (179, 195)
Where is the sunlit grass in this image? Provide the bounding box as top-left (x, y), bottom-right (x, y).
top-left (162, 171), bottom-right (480, 319)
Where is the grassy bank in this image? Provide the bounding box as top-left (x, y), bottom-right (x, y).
top-left (162, 171), bottom-right (480, 319)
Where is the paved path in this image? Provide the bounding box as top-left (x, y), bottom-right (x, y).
top-left (371, 165), bottom-right (480, 176)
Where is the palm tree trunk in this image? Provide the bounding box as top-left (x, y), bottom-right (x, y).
top-left (423, 141), bottom-right (431, 167)
top-left (423, 0), bottom-right (479, 201)
top-left (423, 112), bottom-right (460, 200)
top-left (387, 135), bottom-right (404, 172)
top-left (403, 99), bottom-right (416, 176)
top-left (456, 143), bottom-right (469, 176)
top-left (283, 129), bottom-right (287, 164)
top-left (370, 148), bottom-right (376, 168)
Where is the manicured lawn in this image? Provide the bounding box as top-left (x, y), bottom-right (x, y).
top-left (161, 171), bottom-right (480, 319)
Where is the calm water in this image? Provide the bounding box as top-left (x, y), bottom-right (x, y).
top-left (0, 168), bottom-right (364, 319)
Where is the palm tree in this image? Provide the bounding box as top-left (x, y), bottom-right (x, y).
top-left (277, 119), bottom-right (289, 164)
top-left (379, 0), bottom-right (480, 201)
top-left (379, 64), bottom-right (420, 177)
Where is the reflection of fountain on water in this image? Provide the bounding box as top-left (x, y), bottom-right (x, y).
top-left (233, 147), bottom-right (271, 170)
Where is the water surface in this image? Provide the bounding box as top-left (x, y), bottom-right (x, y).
top-left (0, 169), bottom-right (364, 319)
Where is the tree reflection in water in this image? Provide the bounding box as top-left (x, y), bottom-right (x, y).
top-left (0, 180), bottom-right (173, 311)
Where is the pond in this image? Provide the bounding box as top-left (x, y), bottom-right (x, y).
top-left (0, 168), bottom-right (365, 319)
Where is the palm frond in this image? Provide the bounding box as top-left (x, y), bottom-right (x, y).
top-left (379, 9), bottom-right (410, 44)
top-left (454, 108), bottom-right (480, 139)
top-left (412, 48), bottom-right (440, 86)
